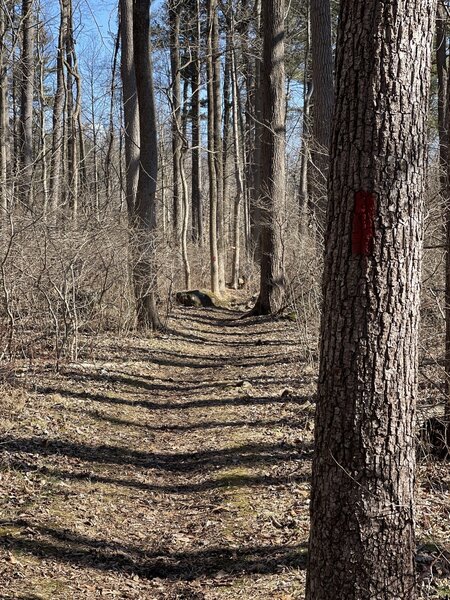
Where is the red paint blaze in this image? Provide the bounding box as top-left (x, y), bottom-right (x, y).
top-left (352, 191), bottom-right (376, 256)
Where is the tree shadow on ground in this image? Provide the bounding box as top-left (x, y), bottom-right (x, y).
top-left (0, 519), bottom-right (308, 579)
top-left (0, 437), bottom-right (311, 473)
top-left (5, 457), bottom-right (310, 494)
top-left (53, 369), bottom-right (313, 396)
top-left (34, 385), bottom-right (314, 412)
top-left (74, 409), bottom-right (307, 433)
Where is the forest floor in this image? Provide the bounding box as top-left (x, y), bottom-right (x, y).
top-left (0, 299), bottom-right (449, 599)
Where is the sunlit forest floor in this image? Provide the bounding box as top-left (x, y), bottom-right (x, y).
top-left (0, 302), bottom-right (449, 599)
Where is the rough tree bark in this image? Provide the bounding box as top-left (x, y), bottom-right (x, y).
top-left (298, 0), bottom-right (312, 233)
top-left (190, 0), bottom-right (202, 244)
top-left (306, 1), bottom-right (437, 599)
top-left (49, 0), bottom-right (66, 218)
top-left (206, 0), bottom-right (220, 294)
top-left (132, 0), bottom-right (161, 330)
top-left (212, 0), bottom-right (225, 291)
top-left (250, 0), bottom-right (285, 315)
top-left (310, 0), bottom-right (334, 227)
top-left (169, 0), bottom-right (182, 243)
top-left (120, 0), bottom-right (139, 220)
top-left (230, 16), bottom-right (244, 290)
top-left (19, 0), bottom-right (35, 209)
top-left (0, 3), bottom-right (10, 221)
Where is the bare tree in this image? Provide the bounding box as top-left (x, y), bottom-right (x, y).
top-left (169, 0), bottom-right (182, 242)
top-left (132, 0), bottom-right (161, 330)
top-left (120, 0), bottom-right (139, 220)
top-left (0, 3), bottom-right (10, 222)
top-left (310, 0), bottom-right (334, 226)
top-left (190, 0), bottom-right (203, 244)
top-left (206, 0), bottom-right (220, 294)
top-left (250, 0), bottom-right (286, 315)
top-left (19, 0), bottom-right (35, 209)
top-left (49, 0), bottom-right (66, 218)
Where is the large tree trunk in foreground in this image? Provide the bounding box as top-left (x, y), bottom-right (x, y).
top-left (132, 0), bottom-right (161, 330)
top-left (251, 0), bottom-right (285, 315)
top-left (306, 2), bottom-right (436, 599)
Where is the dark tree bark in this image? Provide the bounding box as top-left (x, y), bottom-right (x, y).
top-left (120, 0), bottom-right (139, 220)
top-left (206, 0), bottom-right (219, 294)
top-left (0, 4), bottom-right (10, 221)
top-left (306, 1), bottom-right (437, 599)
top-left (437, 1), bottom-right (450, 447)
top-left (169, 0), bottom-right (182, 243)
top-left (437, 0), bottom-right (447, 181)
top-left (222, 22), bottom-right (232, 244)
top-left (211, 0), bottom-right (225, 291)
top-left (190, 0), bottom-right (202, 244)
top-left (251, 0), bottom-right (285, 315)
top-left (310, 0), bottom-right (334, 226)
top-left (132, 0), bottom-right (161, 330)
top-left (249, 0), bottom-right (262, 253)
top-left (230, 13), bottom-right (244, 290)
top-left (49, 0), bottom-right (66, 218)
top-left (298, 0), bottom-right (312, 232)
top-left (19, 0), bottom-right (35, 209)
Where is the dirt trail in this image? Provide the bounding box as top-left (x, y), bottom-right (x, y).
top-left (0, 306), bottom-right (316, 599)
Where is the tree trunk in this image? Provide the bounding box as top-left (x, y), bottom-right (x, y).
top-left (222, 22), bottom-right (232, 245)
top-left (306, 1), bottom-right (437, 598)
top-left (212, 0), bottom-right (225, 291)
top-left (437, 0), bottom-right (447, 185)
top-left (169, 0), bottom-right (182, 243)
top-left (206, 0), bottom-right (219, 294)
top-left (191, 0), bottom-right (203, 245)
top-left (298, 0), bottom-right (312, 233)
top-left (251, 0), bottom-right (286, 315)
top-left (250, 0), bottom-right (262, 254)
top-left (37, 12), bottom-right (48, 217)
top-left (230, 30), bottom-right (243, 291)
top-left (132, 0), bottom-right (161, 331)
top-left (0, 4), bottom-right (9, 222)
top-left (49, 0), bottom-right (66, 219)
top-left (437, 1), bottom-right (450, 444)
top-left (19, 0), bottom-right (35, 210)
top-left (310, 0), bottom-right (334, 227)
top-left (64, 0), bottom-right (82, 221)
top-left (120, 0), bottom-right (139, 221)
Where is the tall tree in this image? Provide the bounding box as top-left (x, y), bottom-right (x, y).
top-left (309, 0), bottom-right (334, 226)
top-left (190, 0), bottom-right (203, 243)
top-left (132, 0), bottom-right (161, 330)
top-left (211, 0), bottom-right (225, 291)
top-left (206, 0), bottom-right (220, 294)
top-left (120, 0), bottom-right (139, 219)
top-left (230, 12), bottom-right (244, 290)
top-left (0, 3), bottom-right (10, 221)
top-left (169, 0), bottom-right (182, 242)
top-left (49, 0), bottom-right (66, 218)
top-left (19, 0), bottom-right (35, 209)
top-left (306, 1), bottom-right (437, 598)
top-left (250, 0), bottom-right (286, 315)
top-left (435, 1), bottom-right (450, 449)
